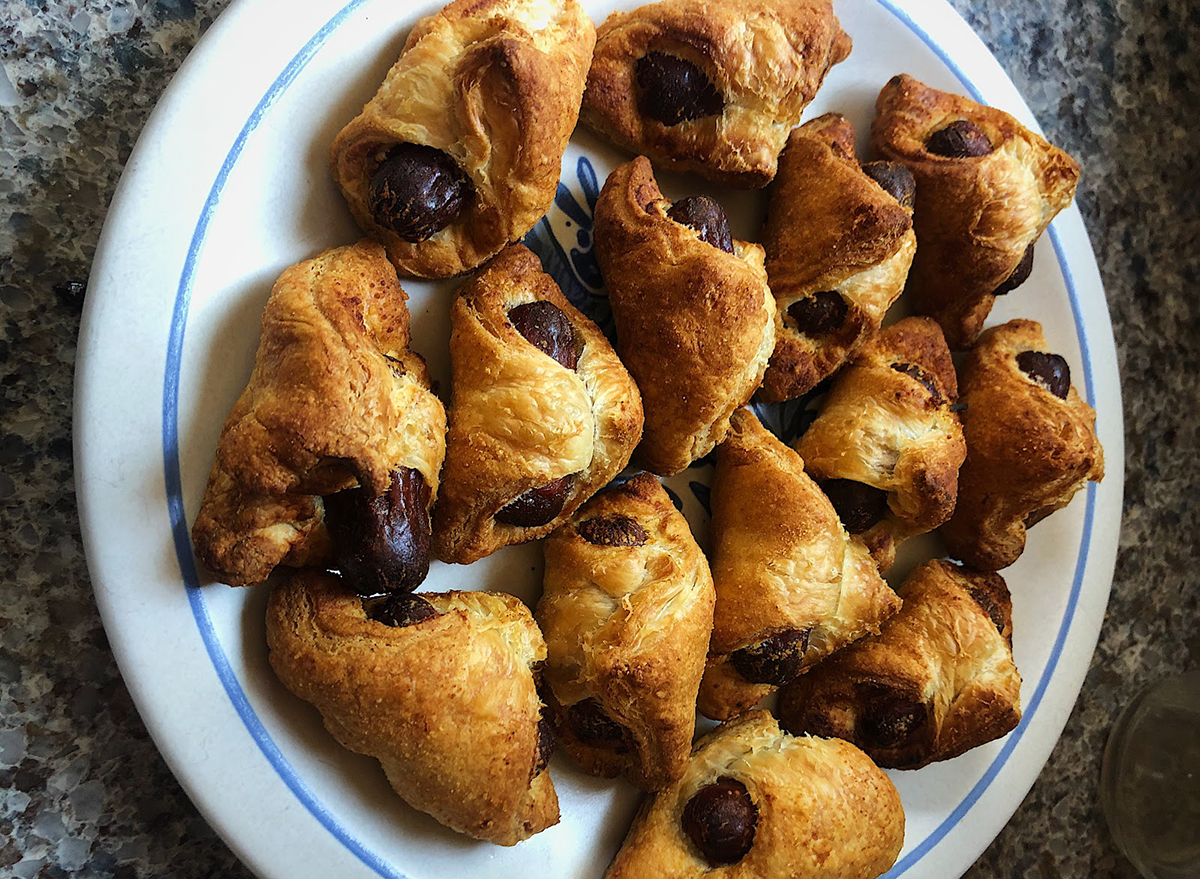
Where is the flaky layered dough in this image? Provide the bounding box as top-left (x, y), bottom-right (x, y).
top-left (872, 74), bottom-right (1081, 348)
top-left (191, 240), bottom-right (446, 585)
top-left (779, 560), bottom-right (1023, 770)
top-left (331, 0), bottom-right (595, 278)
top-left (537, 473), bottom-right (714, 790)
top-left (433, 244), bottom-right (643, 563)
top-left (797, 317), bottom-right (966, 570)
top-left (595, 158), bottom-right (776, 475)
top-left (698, 409), bottom-right (900, 721)
top-left (941, 319), bottom-right (1104, 570)
top-left (266, 571), bottom-right (558, 845)
top-left (582, 0), bottom-right (851, 188)
top-left (604, 710), bottom-right (904, 879)
top-left (761, 114), bottom-right (916, 402)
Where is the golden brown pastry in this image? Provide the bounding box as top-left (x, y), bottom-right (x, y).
top-left (594, 157), bottom-right (776, 475)
top-left (779, 559), bottom-right (1022, 770)
top-left (582, 0), bottom-right (851, 188)
top-left (433, 244), bottom-right (643, 564)
top-left (603, 710), bottom-right (904, 879)
top-left (941, 319), bottom-right (1104, 570)
top-left (872, 74), bottom-right (1081, 349)
top-left (760, 114), bottom-right (917, 402)
top-left (266, 571), bottom-right (558, 845)
top-left (796, 317), bottom-right (967, 571)
top-left (330, 0), bottom-right (595, 278)
top-left (698, 408), bottom-right (901, 721)
top-left (537, 472), bottom-right (714, 791)
top-left (191, 241), bottom-right (446, 589)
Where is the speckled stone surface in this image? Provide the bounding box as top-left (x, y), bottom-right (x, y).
top-left (1, 1), bottom-right (1197, 877)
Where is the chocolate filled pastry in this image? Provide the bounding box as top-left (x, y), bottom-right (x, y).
top-left (330, 0), bottom-right (595, 278)
top-left (871, 74), bottom-right (1081, 349)
top-left (432, 244), bottom-right (643, 564)
top-left (537, 472), bottom-right (714, 791)
top-left (698, 408), bottom-right (901, 721)
top-left (603, 709), bottom-right (904, 879)
top-left (191, 241), bottom-right (446, 589)
top-left (795, 317), bottom-right (967, 570)
top-left (940, 319), bottom-right (1104, 570)
top-left (266, 571), bottom-right (558, 845)
top-left (760, 114), bottom-right (917, 402)
top-left (778, 559), bottom-right (1022, 770)
top-left (581, 0), bottom-right (851, 188)
top-left (594, 157), bottom-right (776, 475)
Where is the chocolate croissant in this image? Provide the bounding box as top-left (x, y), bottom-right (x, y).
top-left (266, 571), bottom-right (558, 845)
top-left (779, 559), bottom-right (1022, 770)
top-left (433, 244), bottom-right (643, 564)
top-left (537, 472), bottom-right (714, 790)
top-left (796, 317), bottom-right (967, 570)
top-left (330, 0), bottom-right (595, 278)
top-left (760, 114), bottom-right (917, 402)
top-left (594, 157), bottom-right (776, 475)
top-left (604, 710), bottom-right (904, 879)
top-left (698, 408), bottom-right (901, 722)
top-left (191, 240), bottom-right (446, 589)
top-left (872, 74), bottom-right (1081, 348)
top-left (940, 319), bottom-right (1104, 570)
top-left (582, 0), bottom-right (851, 188)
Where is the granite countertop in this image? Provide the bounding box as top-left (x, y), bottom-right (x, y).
top-left (2, 1), bottom-right (1197, 877)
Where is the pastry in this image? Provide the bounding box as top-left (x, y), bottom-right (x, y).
top-left (191, 240), bottom-right (446, 590)
top-left (872, 74), bottom-right (1081, 348)
top-left (432, 244), bottom-right (643, 564)
top-left (266, 570), bottom-right (558, 845)
top-left (594, 157), bottom-right (776, 475)
top-left (581, 0), bottom-right (851, 188)
top-left (330, 0), bottom-right (595, 278)
top-left (698, 408), bottom-right (901, 721)
top-left (779, 559), bottom-right (1022, 770)
top-left (760, 113), bottom-right (917, 402)
top-left (537, 472), bottom-right (715, 791)
top-left (603, 709), bottom-right (904, 879)
top-left (940, 319), bottom-right (1104, 570)
top-left (796, 316), bottom-right (967, 570)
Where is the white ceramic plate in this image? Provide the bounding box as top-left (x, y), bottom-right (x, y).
top-left (76, 1), bottom-right (1124, 877)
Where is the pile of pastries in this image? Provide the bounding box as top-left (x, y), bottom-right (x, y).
top-left (191, 0), bottom-right (1105, 874)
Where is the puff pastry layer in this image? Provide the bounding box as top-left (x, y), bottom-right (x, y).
top-left (779, 559), bottom-right (1022, 769)
top-left (537, 472), bottom-right (714, 790)
top-left (582, 0), bottom-right (851, 188)
top-left (594, 157), bottom-right (776, 475)
top-left (331, 0), bottom-right (595, 277)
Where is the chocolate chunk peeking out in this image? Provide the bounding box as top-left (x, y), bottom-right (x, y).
top-left (993, 243), bottom-right (1035, 296)
top-left (635, 52), bottom-right (724, 125)
top-left (891, 361), bottom-right (945, 406)
top-left (966, 587), bottom-right (1007, 633)
top-left (566, 698), bottom-right (629, 751)
top-left (369, 592), bottom-right (439, 628)
top-left (495, 474), bottom-right (575, 527)
top-left (578, 515), bottom-right (648, 547)
top-left (861, 161), bottom-right (916, 209)
top-left (667, 196), bottom-right (734, 254)
top-left (508, 300), bottom-right (579, 370)
top-left (1015, 350), bottom-right (1070, 399)
top-left (682, 777), bottom-right (758, 866)
top-left (730, 628), bottom-right (810, 686)
top-left (858, 697), bottom-right (928, 749)
top-left (535, 717), bottom-right (555, 774)
top-left (368, 143), bottom-right (473, 242)
top-left (925, 120), bottom-right (994, 158)
top-left (787, 291), bottom-right (848, 337)
top-left (819, 479), bottom-right (890, 534)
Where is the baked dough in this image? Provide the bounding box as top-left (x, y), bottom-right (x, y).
top-left (603, 709), bottom-right (904, 879)
top-left (266, 570), bottom-right (558, 845)
top-left (871, 74), bottom-right (1081, 349)
top-left (760, 114), bottom-right (917, 402)
top-left (698, 408), bottom-right (900, 721)
top-left (796, 317), bottom-right (966, 570)
top-left (537, 472), bottom-right (714, 790)
top-left (941, 319), bottom-right (1104, 570)
top-left (582, 0), bottom-right (851, 188)
top-left (432, 244), bottom-right (643, 564)
top-left (594, 157), bottom-right (776, 475)
top-left (331, 0), bottom-right (595, 278)
top-left (779, 559), bottom-right (1022, 770)
top-left (191, 240), bottom-right (446, 586)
